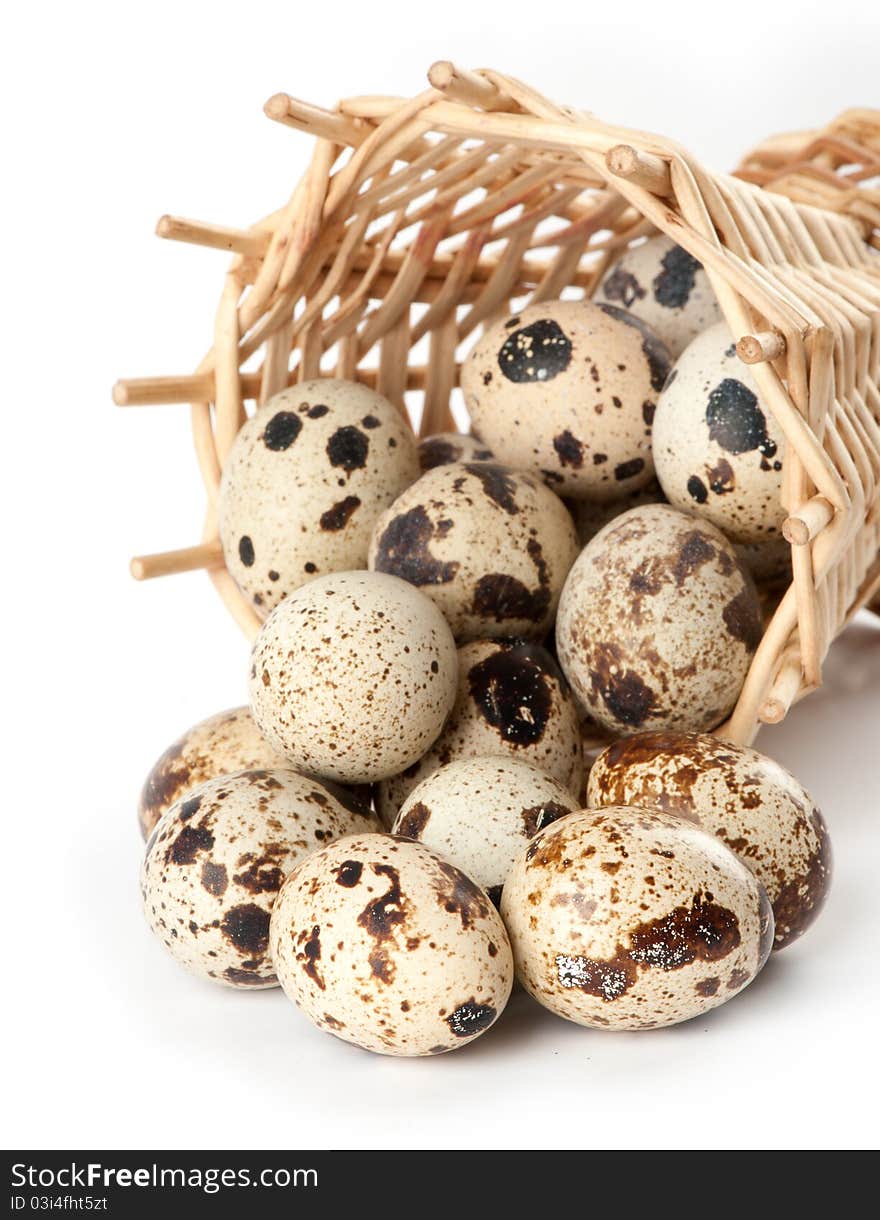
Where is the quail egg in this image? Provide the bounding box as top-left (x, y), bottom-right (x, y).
top-left (502, 807), bottom-right (774, 1029)
top-left (270, 833), bottom-right (514, 1055)
top-left (376, 637), bottom-right (584, 824)
top-left (418, 432), bottom-right (494, 472)
top-left (249, 570), bottom-right (457, 783)
top-left (587, 731), bottom-right (831, 949)
top-left (593, 235), bottom-right (722, 357)
top-left (556, 505), bottom-right (762, 735)
top-left (393, 756), bottom-right (580, 904)
top-left (219, 379), bottom-right (419, 616)
top-left (460, 299), bottom-right (671, 500)
top-left (141, 768), bottom-right (377, 988)
top-left (138, 706), bottom-right (287, 838)
top-left (368, 462), bottom-right (579, 641)
top-left (652, 324), bottom-right (785, 544)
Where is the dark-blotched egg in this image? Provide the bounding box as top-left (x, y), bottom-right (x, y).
top-left (270, 834), bottom-right (513, 1055)
top-left (141, 769), bottom-right (377, 987)
top-left (376, 637), bottom-right (584, 825)
top-left (555, 505), bottom-right (762, 735)
top-left (502, 807), bottom-right (774, 1029)
top-left (593, 235), bottom-right (722, 357)
top-left (219, 379), bottom-right (418, 616)
top-left (138, 706), bottom-right (286, 839)
top-left (652, 324), bottom-right (785, 544)
top-left (461, 300), bottom-right (671, 501)
top-left (587, 731), bottom-right (832, 948)
top-left (368, 462), bottom-right (579, 642)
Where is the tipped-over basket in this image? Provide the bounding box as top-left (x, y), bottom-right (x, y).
top-left (115, 63), bottom-right (880, 746)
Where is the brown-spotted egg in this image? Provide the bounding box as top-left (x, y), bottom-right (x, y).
top-left (376, 637), bottom-right (584, 825)
top-left (249, 571), bottom-right (457, 784)
top-left (652, 324), bottom-right (785, 544)
top-left (368, 462), bottom-right (579, 642)
top-left (138, 706), bottom-right (287, 838)
top-left (555, 505), bottom-right (762, 735)
top-left (219, 379), bottom-right (418, 617)
top-left (502, 807), bottom-right (774, 1029)
top-left (461, 300), bottom-right (671, 501)
top-left (141, 768), bottom-right (377, 988)
top-left (593, 235), bottom-right (722, 357)
top-left (393, 756), bottom-right (580, 904)
top-left (587, 731), bottom-right (832, 949)
top-left (270, 833), bottom-right (514, 1055)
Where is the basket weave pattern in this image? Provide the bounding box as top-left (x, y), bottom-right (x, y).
top-left (116, 64), bottom-right (880, 745)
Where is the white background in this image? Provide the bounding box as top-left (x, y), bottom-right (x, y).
top-left (3, 0), bottom-right (878, 1152)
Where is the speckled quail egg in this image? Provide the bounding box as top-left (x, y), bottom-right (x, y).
top-left (652, 324), bottom-right (785, 544)
top-left (556, 505), bottom-right (762, 735)
top-left (418, 432), bottom-right (494, 473)
top-left (138, 706), bottom-right (287, 839)
top-left (569, 477), bottom-right (666, 546)
top-left (587, 731), bottom-right (831, 949)
top-left (376, 637), bottom-right (584, 825)
top-left (219, 379), bottom-right (419, 617)
top-left (249, 571), bottom-right (457, 784)
top-left (393, 756), bottom-right (580, 905)
top-left (502, 807), bottom-right (774, 1029)
top-left (270, 833), bottom-right (513, 1056)
top-left (141, 768), bottom-right (377, 988)
top-left (460, 299), bottom-right (671, 501)
top-left (593, 235), bottom-right (722, 357)
top-left (368, 462), bottom-right (579, 642)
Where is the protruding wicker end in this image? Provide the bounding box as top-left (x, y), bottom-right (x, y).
top-left (758, 655), bottom-right (803, 724)
top-left (605, 145), bottom-right (672, 196)
top-left (427, 61), bottom-right (506, 110)
top-left (113, 373), bottom-right (215, 406)
top-left (263, 92), bottom-right (364, 147)
top-left (264, 92), bottom-right (292, 122)
top-left (112, 380), bottom-right (131, 406)
top-left (155, 214), bottom-right (269, 258)
top-left (737, 331), bottom-right (787, 364)
top-left (783, 495), bottom-right (834, 545)
top-left (130, 540), bottom-right (225, 581)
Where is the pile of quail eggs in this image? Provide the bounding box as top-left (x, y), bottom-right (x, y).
top-left (139, 235), bottom-right (831, 1056)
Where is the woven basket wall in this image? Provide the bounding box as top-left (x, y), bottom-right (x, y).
top-left (116, 64), bottom-right (880, 746)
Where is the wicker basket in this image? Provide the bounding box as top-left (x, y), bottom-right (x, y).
top-left (114, 63), bottom-right (880, 746)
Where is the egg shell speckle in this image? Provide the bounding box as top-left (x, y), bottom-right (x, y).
top-left (249, 570), bottom-right (458, 784)
top-left (141, 768), bottom-right (378, 988)
top-left (138, 706), bottom-right (288, 839)
top-left (270, 833), bottom-right (514, 1056)
top-left (587, 731), bottom-right (831, 949)
top-left (556, 504), bottom-right (762, 735)
top-left (393, 756), bottom-right (581, 902)
top-left (501, 806), bottom-right (774, 1029)
top-left (461, 300), bottom-right (671, 501)
top-left (219, 379), bottom-right (419, 617)
top-left (418, 432), bottom-right (494, 473)
top-left (368, 461), bottom-right (579, 642)
top-left (593, 235), bottom-right (722, 357)
top-left (376, 637), bottom-right (585, 825)
top-left (652, 324), bottom-right (785, 544)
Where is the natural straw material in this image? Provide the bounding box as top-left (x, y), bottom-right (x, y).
top-left (116, 65), bottom-right (880, 744)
